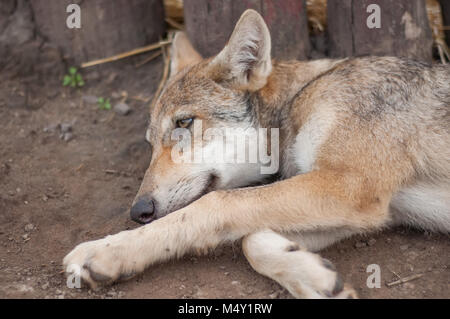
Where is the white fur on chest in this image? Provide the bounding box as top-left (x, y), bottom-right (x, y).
top-left (291, 110), bottom-right (336, 174)
top-left (390, 182), bottom-right (450, 232)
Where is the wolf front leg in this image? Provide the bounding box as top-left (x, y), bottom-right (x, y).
top-left (63, 170), bottom-right (391, 289)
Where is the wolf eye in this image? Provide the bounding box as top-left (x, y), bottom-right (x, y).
top-left (176, 118), bottom-right (193, 128)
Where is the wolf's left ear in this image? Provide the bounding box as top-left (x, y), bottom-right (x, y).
top-left (209, 9), bottom-right (272, 91)
top-left (170, 32), bottom-right (203, 78)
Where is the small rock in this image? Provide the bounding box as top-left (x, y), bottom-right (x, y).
top-left (41, 282), bottom-right (49, 290)
top-left (63, 132), bottom-right (73, 142)
top-left (368, 238), bottom-right (376, 246)
top-left (82, 95), bottom-right (99, 105)
top-left (24, 224), bottom-right (34, 232)
top-left (113, 102), bottom-right (131, 116)
top-left (22, 234), bottom-right (29, 240)
top-left (60, 123), bottom-right (72, 133)
top-left (400, 244), bottom-right (409, 251)
top-left (231, 281), bottom-right (240, 285)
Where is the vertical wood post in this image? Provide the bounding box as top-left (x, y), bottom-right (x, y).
top-left (328, 0), bottom-right (433, 62)
top-left (183, 0), bottom-right (310, 60)
top-left (30, 0), bottom-right (166, 65)
top-left (439, 0), bottom-right (450, 47)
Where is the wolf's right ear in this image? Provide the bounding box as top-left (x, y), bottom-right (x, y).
top-left (170, 32), bottom-right (203, 78)
top-left (209, 9), bottom-right (272, 91)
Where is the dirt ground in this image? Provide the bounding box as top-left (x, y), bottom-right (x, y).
top-left (0, 58), bottom-right (448, 299)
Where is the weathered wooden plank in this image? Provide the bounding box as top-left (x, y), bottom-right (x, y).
top-left (30, 0), bottom-right (166, 65)
top-left (328, 0), bottom-right (433, 62)
top-left (439, 0), bottom-right (450, 47)
top-left (183, 0), bottom-right (310, 60)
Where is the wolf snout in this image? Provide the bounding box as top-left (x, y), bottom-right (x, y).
top-left (130, 197), bottom-right (155, 224)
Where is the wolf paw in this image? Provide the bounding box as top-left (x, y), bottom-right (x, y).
top-left (63, 234), bottom-right (136, 289)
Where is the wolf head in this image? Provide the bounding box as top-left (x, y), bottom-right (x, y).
top-left (130, 10), bottom-right (277, 224)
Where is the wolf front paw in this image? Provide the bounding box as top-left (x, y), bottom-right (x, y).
top-left (63, 235), bottom-right (137, 289)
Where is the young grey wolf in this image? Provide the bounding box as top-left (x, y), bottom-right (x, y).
top-left (64, 10), bottom-right (449, 298)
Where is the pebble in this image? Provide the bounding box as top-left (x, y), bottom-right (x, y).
top-left (400, 244), bottom-right (409, 251)
top-left (60, 123), bottom-right (72, 133)
top-left (82, 95), bottom-right (99, 105)
top-left (24, 224), bottom-right (34, 232)
top-left (367, 238), bottom-right (377, 246)
top-left (62, 132), bottom-right (73, 142)
top-left (113, 102), bottom-right (131, 116)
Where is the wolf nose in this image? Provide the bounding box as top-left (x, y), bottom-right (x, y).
top-left (130, 197), bottom-right (155, 224)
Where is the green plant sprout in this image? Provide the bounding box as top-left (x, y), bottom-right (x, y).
top-left (97, 97), bottom-right (111, 110)
top-left (63, 67), bottom-right (85, 88)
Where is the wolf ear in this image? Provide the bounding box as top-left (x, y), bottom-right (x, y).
top-left (170, 32), bottom-right (203, 77)
top-left (210, 9), bottom-right (272, 91)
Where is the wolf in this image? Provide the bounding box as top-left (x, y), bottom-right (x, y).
top-left (64, 10), bottom-right (450, 298)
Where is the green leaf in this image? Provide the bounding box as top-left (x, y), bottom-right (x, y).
top-left (63, 75), bottom-right (71, 86)
top-left (77, 80), bottom-right (85, 87)
top-left (98, 97), bottom-right (104, 104)
top-left (69, 67), bottom-right (77, 75)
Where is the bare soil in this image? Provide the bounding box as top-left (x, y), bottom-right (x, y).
top-left (0, 58), bottom-right (448, 299)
